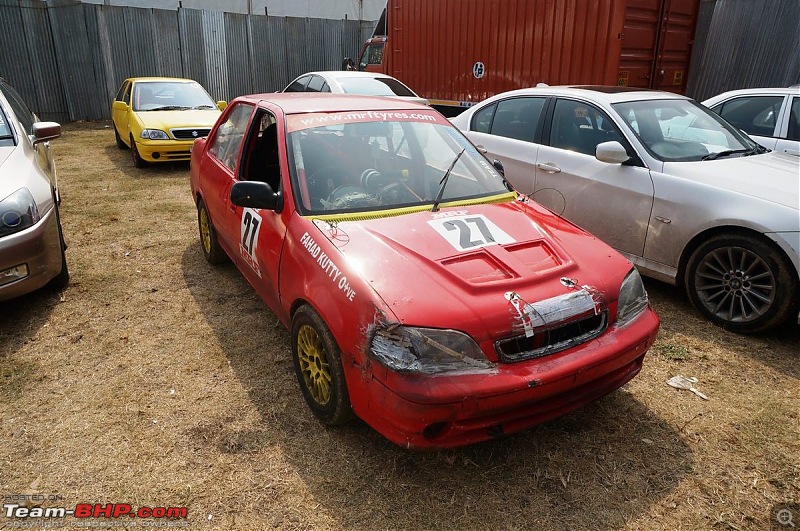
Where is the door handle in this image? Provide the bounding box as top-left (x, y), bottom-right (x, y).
top-left (537, 162), bottom-right (561, 173)
top-left (475, 145), bottom-right (488, 154)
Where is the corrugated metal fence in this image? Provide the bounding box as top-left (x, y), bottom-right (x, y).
top-left (0, 0), bottom-right (372, 122)
top-left (687, 0), bottom-right (800, 101)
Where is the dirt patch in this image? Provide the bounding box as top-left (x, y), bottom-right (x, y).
top-left (0, 122), bottom-right (798, 530)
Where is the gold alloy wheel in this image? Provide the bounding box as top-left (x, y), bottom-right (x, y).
top-left (199, 207), bottom-right (212, 254)
top-left (296, 324), bottom-right (332, 406)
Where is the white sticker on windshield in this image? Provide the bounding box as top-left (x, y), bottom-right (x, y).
top-left (428, 214), bottom-right (515, 251)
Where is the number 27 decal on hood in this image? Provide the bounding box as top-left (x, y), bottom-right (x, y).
top-left (428, 214), bottom-right (515, 252)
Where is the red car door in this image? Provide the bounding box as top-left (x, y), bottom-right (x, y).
top-left (200, 102), bottom-right (256, 254)
top-left (226, 105), bottom-right (292, 316)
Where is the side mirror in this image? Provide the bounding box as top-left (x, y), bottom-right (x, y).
top-left (230, 181), bottom-right (282, 211)
top-left (595, 141), bottom-right (630, 164)
top-left (112, 100), bottom-right (128, 111)
top-left (217, 101), bottom-right (228, 111)
top-left (492, 159), bottom-right (505, 176)
top-left (32, 122), bottom-right (61, 145)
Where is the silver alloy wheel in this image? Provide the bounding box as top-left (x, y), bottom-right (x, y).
top-left (693, 245), bottom-right (776, 323)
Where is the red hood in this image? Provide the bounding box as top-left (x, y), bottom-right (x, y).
top-left (313, 199), bottom-right (632, 343)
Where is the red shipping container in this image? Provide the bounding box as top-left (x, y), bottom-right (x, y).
top-left (358, 0), bottom-right (699, 113)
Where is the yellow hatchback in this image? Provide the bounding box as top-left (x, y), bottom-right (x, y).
top-left (111, 77), bottom-right (226, 168)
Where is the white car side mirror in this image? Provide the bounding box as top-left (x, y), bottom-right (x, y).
top-left (596, 141), bottom-right (630, 164)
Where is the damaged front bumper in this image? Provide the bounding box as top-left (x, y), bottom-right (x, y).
top-left (355, 307), bottom-right (659, 449)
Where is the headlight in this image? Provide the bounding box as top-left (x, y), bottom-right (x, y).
top-left (140, 129), bottom-right (169, 140)
top-left (616, 268), bottom-right (649, 327)
top-left (370, 325), bottom-right (492, 374)
top-left (0, 188), bottom-right (40, 238)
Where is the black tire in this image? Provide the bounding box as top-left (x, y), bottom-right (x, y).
top-left (48, 203), bottom-right (69, 290)
top-left (196, 199), bottom-right (226, 264)
top-left (114, 125), bottom-right (126, 149)
top-left (291, 305), bottom-right (354, 425)
top-left (685, 233), bottom-right (798, 333)
top-left (130, 135), bottom-right (147, 168)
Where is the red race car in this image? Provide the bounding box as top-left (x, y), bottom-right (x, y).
top-left (189, 94), bottom-right (660, 449)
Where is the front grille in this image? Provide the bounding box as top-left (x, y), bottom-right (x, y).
top-left (495, 310), bottom-right (608, 363)
top-left (170, 128), bottom-right (210, 140)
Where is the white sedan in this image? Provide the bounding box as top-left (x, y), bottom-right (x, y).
top-left (703, 86), bottom-right (800, 156)
top-left (283, 71), bottom-right (428, 105)
top-left (451, 85), bottom-right (800, 333)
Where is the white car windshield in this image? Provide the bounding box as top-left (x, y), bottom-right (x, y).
top-left (132, 82), bottom-right (217, 112)
top-left (286, 111), bottom-right (510, 215)
top-left (612, 99), bottom-right (760, 162)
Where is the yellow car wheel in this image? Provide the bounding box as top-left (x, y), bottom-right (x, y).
top-left (196, 198), bottom-right (226, 264)
top-left (291, 305), bottom-right (354, 425)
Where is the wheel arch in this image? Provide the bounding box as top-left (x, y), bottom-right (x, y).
top-left (677, 225), bottom-right (799, 288)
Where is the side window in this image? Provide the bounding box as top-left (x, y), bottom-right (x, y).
top-left (488, 97), bottom-right (545, 142)
top-left (306, 76), bottom-right (325, 93)
top-left (0, 79), bottom-right (35, 136)
top-left (786, 97), bottom-right (799, 141)
top-left (550, 99), bottom-right (624, 156)
top-left (718, 96), bottom-right (784, 137)
top-left (359, 44), bottom-right (384, 69)
top-left (471, 103), bottom-right (496, 133)
top-left (243, 111), bottom-right (281, 190)
top-left (285, 76), bottom-right (311, 93)
top-left (123, 83), bottom-right (132, 105)
top-left (208, 103), bottom-right (254, 171)
top-left (320, 82), bottom-right (331, 93)
top-left (115, 80), bottom-right (129, 102)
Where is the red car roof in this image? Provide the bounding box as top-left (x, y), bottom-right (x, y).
top-left (235, 93), bottom-right (430, 115)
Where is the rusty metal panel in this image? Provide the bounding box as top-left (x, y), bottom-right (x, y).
top-left (619, 0), bottom-right (700, 94)
top-left (0, 0), bottom-right (69, 122)
top-left (285, 17), bottom-right (309, 82)
top-left (47, 3), bottom-right (106, 120)
top-left (178, 8), bottom-right (208, 89)
top-left (154, 9), bottom-right (182, 78)
top-left (224, 12), bottom-right (252, 99)
top-left (202, 10), bottom-right (229, 101)
top-left (250, 15), bottom-right (282, 93)
top-left (688, 0), bottom-right (800, 101)
top-left (390, 0), bottom-right (627, 106)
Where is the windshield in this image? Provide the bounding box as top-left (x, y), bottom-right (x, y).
top-left (612, 99), bottom-right (758, 162)
top-left (338, 77), bottom-right (416, 97)
top-left (132, 81), bottom-right (217, 112)
top-left (286, 111), bottom-right (510, 215)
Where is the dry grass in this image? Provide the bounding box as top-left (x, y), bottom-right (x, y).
top-left (1, 122), bottom-right (798, 530)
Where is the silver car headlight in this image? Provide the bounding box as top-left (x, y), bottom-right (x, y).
top-left (616, 268), bottom-right (649, 327)
top-left (140, 129), bottom-right (169, 140)
top-left (0, 188), bottom-right (40, 238)
top-left (370, 325), bottom-right (492, 374)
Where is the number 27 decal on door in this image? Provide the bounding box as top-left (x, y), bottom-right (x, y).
top-left (428, 214), bottom-right (515, 251)
top-left (239, 208), bottom-right (262, 277)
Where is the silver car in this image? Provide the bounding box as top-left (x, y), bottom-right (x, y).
top-left (0, 77), bottom-right (67, 300)
top-left (703, 86), bottom-right (800, 156)
top-left (451, 86), bottom-right (799, 333)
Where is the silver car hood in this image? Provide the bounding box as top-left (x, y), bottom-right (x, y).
top-left (662, 152), bottom-right (800, 209)
top-left (0, 146), bottom-right (18, 199)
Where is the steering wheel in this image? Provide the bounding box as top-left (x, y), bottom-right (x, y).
top-left (307, 166), bottom-right (351, 205)
top-left (324, 185), bottom-right (379, 210)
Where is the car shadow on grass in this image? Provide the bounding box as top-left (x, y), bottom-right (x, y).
top-left (181, 244), bottom-right (692, 530)
top-left (644, 278), bottom-right (800, 379)
top-left (102, 141), bottom-right (191, 176)
top-left (0, 288), bottom-right (63, 398)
